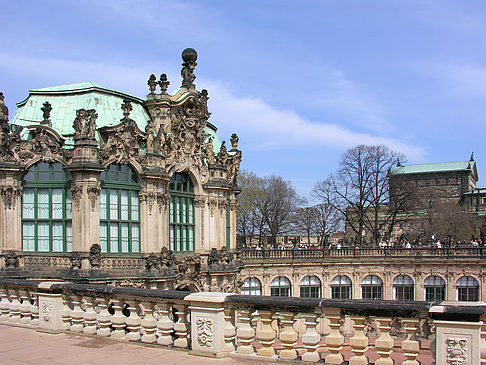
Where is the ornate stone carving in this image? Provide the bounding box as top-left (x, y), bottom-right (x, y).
top-left (216, 141), bottom-right (228, 165)
top-left (446, 337), bottom-right (468, 364)
top-left (89, 244), bottom-right (102, 269)
top-left (217, 199), bottom-right (227, 211)
top-left (41, 301), bottom-right (53, 322)
top-left (70, 252), bottom-right (82, 270)
top-left (70, 184), bottom-right (82, 211)
top-left (147, 193), bottom-right (156, 215)
top-left (1, 186), bottom-right (21, 209)
top-left (99, 101), bottom-right (146, 165)
top-left (230, 133), bottom-right (239, 150)
top-left (205, 137), bottom-right (215, 164)
top-left (40, 101), bottom-right (52, 127)
top-left (164, 95), bottom-right (209, 183)
top-left (4, 251), bottom-right (19, 268)
top-left (196, 318), bottom-right (213, 347)
top-left (208, 199), bottom-right (218, 216)
top-left (159, 74), bottom-right (170, 94)
top-left (0, 92), bottom-right (8, 124)
top-left (147, 74), bottom-right (157, 94)
top-left (181, 48), bottom-right (197, 90)
top-left (73, 109), bottom-right (97, 139)
top-left (194, 195), bottom-right (206, 208)
top-left (87, 184), bottom-right (101, 212)
top-left (146, 253), bottom-right (161, 273)
top-left (157, 193), bottom-right (170, 214)
top-left (32, 127), bottom-right (60, 162)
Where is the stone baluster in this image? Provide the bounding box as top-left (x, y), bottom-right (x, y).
top-left (157, 302), bottom-right (174, 346)
top-left (96, 297), bottom-right (112, 337)
top-left (19, 290), bottom-right (32, 324)
top-left (0, 287), bottom-right (11, 321)
top-left (140, 301), bottom-right (157, 343)
top-left (324, 309), bottom-right (344, 365)
top-left (278, 311), bottom-right (298, 359)
top-left (401, 318), bottom-right (420, 365)
top-left (70, 294), bottom-right (84, 332)
top-left (375, 317), bottom-right (394, 365)
top-left (30, 293), bottom-right (39, 327)
top-left (224, 307), bottom-right (236, 353)
top-left (173, 305), bottom-right (190, 348)
top-left (349, 316), bottom-right (369, 365)
top-left (125, 299), bottom-right (141, 342)
top-left (82, 296), bottom-right (97, 335)
top-left (61, 294), bottom-right (72, 331)
top-left (256, 310), bottom-right (277, 357)
top-left (8, 289), bottom-right (21, 322)
top-left (301, 312), bottom-right (321, 362)
top-left (236, 308), bottom-right (255, 354)
top-left (110, 298), bottom-right (126, 339)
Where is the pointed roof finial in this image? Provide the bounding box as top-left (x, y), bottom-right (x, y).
top-left (40, 101), bottom-right (52, 127)
top-left (121, 99), bottom-right (133, 120)
top-left (181, 48), bottom-right (197, 90)
top-left (470, 152), bottom-right (474, 161)
top-left (158, 74), bottom-right (170, 94)
top-left (396, 157), bottom-right (402, 167)
top-left (147, 74), bottom-right (157, 94)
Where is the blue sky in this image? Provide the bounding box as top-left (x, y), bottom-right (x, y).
top-left (2, 1), bottom-right (486, 200)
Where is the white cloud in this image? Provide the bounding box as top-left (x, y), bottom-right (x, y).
top-left (0, 53), bottom-right (426, 161)
top-left (204, 80), bottom-right (426, 161)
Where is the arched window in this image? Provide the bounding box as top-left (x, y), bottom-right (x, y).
top-left (270, 276), bottom-right (291, 297)
top-left (456, 276), bottom-right (479, 301)
top-left (99, 164), bottom-right (140, 253)
top-left (241, 277), bottom-right (262, 296)
top-left (300, 275), bottom-right (321, 298)
top-left (361, 275), bottom-right (383, 300)
top-left (424, 275), bottom-right (446, 302)
top-left (393, 275), bottom-right (414, 301)
top-left (22, 162), bottom-right (72, 252)
top-left (331, 275), bottom-right (352, 299)
top-left (169, 172), bottom-right (195, 252)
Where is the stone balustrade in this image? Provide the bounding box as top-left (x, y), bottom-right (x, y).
top-left (1, 278), bottom-right (485, 363)
top-left (241, 246), bottom-right (486, 261)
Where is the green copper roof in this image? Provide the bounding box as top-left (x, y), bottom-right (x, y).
top-left (390, 161), bottom-right (476, 175)
top-left (10, 82), bottom-right (150, 146)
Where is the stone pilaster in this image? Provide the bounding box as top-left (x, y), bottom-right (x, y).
top-left (0, 166), bottom-right (23, 252)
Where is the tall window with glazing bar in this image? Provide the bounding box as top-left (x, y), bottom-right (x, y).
top-left (169, 172), bottom-right (195, 252)
top-left (99, 164), bottom-right (140, 253)
top-left (22, 162), bottom-right (73, 252)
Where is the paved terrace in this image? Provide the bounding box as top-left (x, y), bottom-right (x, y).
top-left (0, 324), bottom-right (254, 365)
top-left (0, 324), bottom-right (433, 365)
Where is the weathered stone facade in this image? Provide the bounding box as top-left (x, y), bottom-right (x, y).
top-left (0, 49), bottom-right (243, 290)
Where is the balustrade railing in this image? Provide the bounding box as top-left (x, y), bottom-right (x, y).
top-left (1, 278), bottom-right (485, 363)
top-left (241, 246), bottom-right (486, 260)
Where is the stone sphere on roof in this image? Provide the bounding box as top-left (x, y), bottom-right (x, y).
top-left (182, 48), bottom-right (197, 63)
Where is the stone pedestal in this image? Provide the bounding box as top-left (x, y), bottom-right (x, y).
top-left (37, 292), bottom-right (64, 333)
top-left (435, 320), bottom-right (481, 365)
top-left (186, 292), bottom-right (234, 358)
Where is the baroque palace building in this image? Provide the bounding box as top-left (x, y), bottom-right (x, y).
top-left (0, 49), bottom-right (244, 291)
top-left (1, 49), bottom-right (485, 308)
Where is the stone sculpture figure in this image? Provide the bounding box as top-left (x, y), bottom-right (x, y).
top-left (41, 101), bottom-right (52, 126)
top-left (205, 137), bottom-right (215, 164)
top-left (181, 48), bottom-right (198, 89)
top-left (73, 109), bottom-right (97, 139)
top-left (217, 141), bottom-right (228, 165)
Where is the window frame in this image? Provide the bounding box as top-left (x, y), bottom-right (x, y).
top-left (22, 162), bottom-right (73, 253)
top-left (361, 275), bottom-right (383, 300)
top-left (270, 276), bottom-right (291, 297)
top-left (300, 275), bottom-right (322, 298)
top-left (330, 275), bottom-right (352, 299)
top-left (393, 275), bottom-right (415, 301)
top-left (424, 275), bottom-right (446, 302)
top-left (169, 172), bottom-right (195, 252)
top-left (99, 164), bottom-right (140, 254)
top-left (241, 277), bottom-right (262, 296)
top-left (456, 276), bottom-right (480, 301)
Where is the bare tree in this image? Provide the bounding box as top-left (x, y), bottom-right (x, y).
top-left (314, 144), bottom-right (413, 246)
top-left (294, 205), bottom-right (315, 245)
top-left (259, 175), bottom-right (304, 247)
top-left (236, 170), bottom-right (265, 247)
top-left (363, 145), bottom-right (406, 243)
